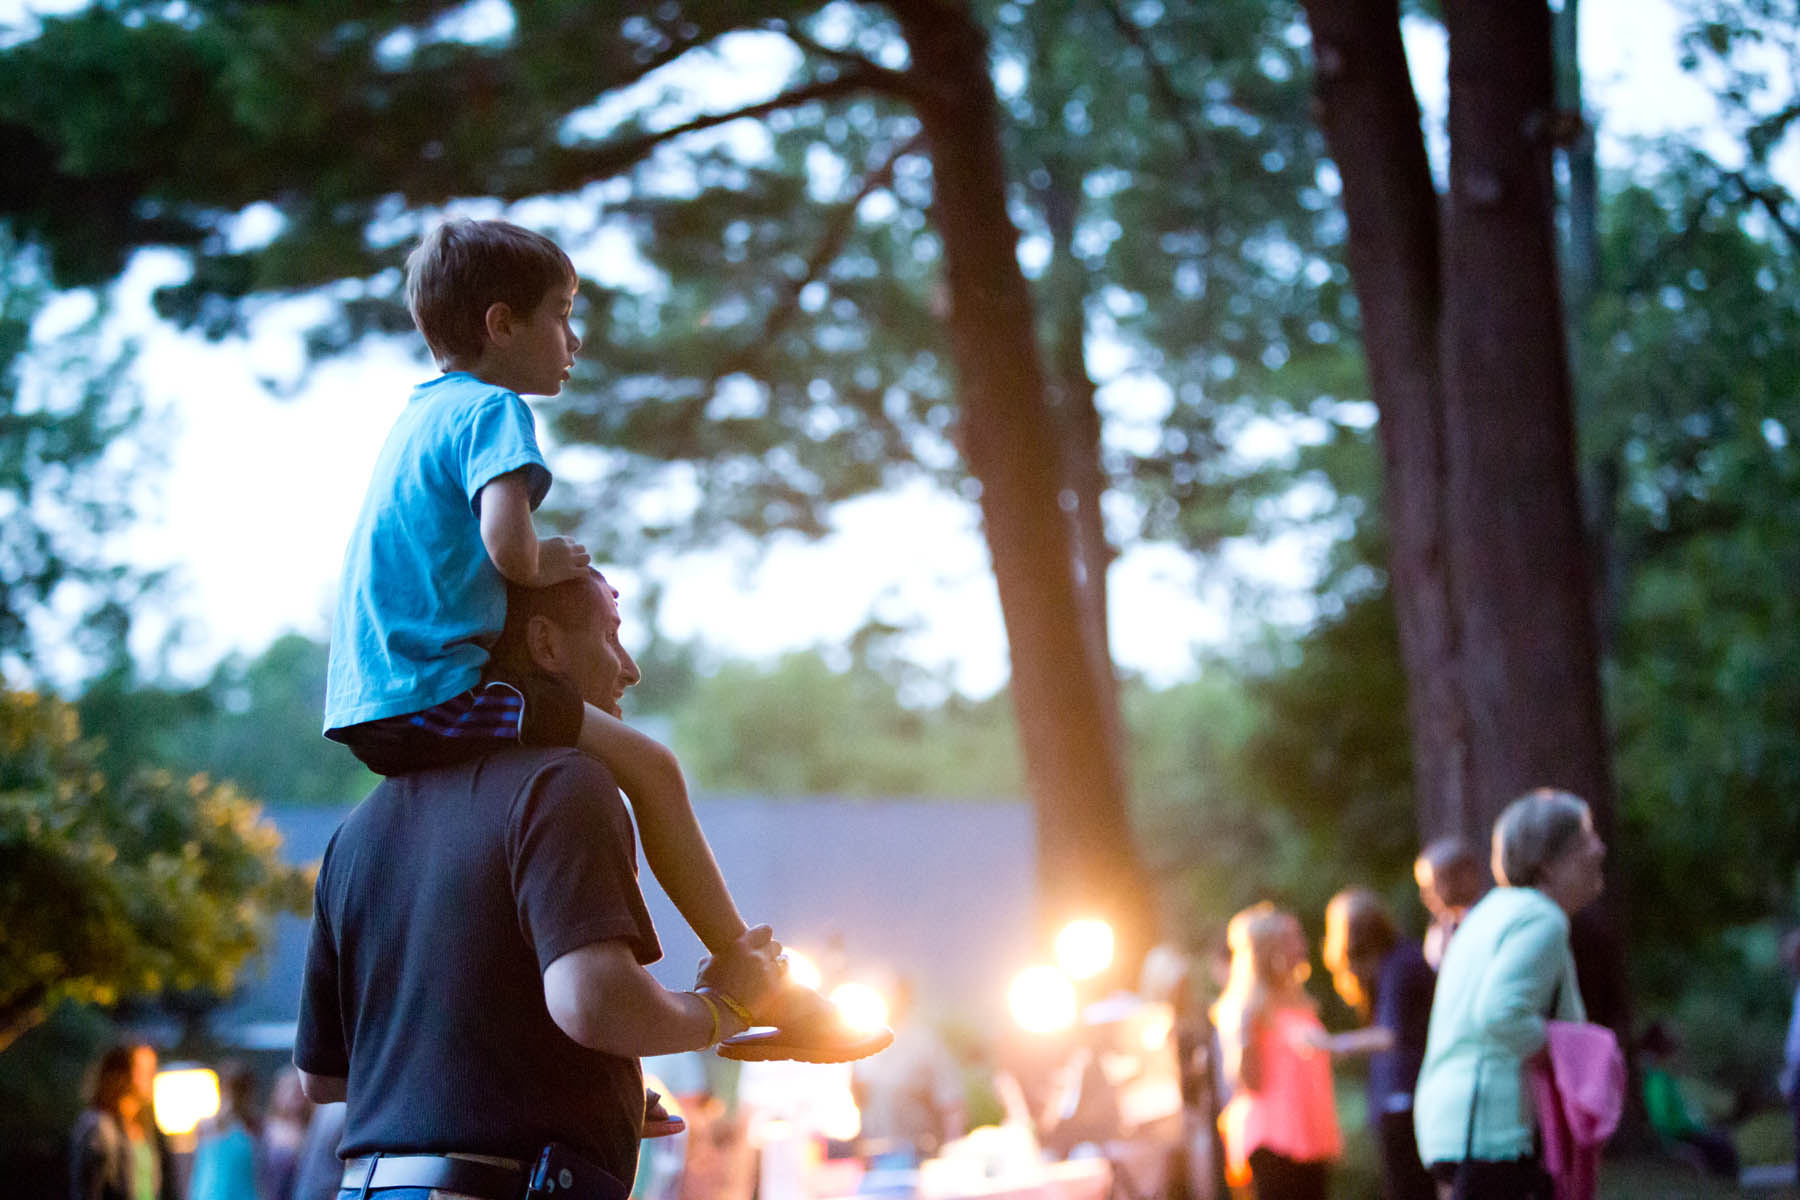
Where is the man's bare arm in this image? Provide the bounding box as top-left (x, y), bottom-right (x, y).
top-left (543, 930), bottom-right (781, 1058)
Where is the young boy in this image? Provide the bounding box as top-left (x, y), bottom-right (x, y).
top-left (323, 218), bottom-right (889, 1069)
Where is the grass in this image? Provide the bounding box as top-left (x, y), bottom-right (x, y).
top-left (1601, 1155), bottom-right (1788, 1199)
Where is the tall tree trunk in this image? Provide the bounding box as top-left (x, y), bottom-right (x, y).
top-left (1302, 0), bottom-right (1631, 1036)
top-left (887, 0), bottom-right (1153, 965)
top-left (1298, 0), bottom-right (1477, 841)
top-left (1038, 154), bottom-right (1125, 780)
top-left (1439, 0), bottom-right (1613, 836)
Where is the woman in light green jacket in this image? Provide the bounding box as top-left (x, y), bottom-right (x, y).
top-left (1413, 789), bottom-right (1606, 1200)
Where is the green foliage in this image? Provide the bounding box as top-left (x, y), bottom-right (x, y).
top-left (0, 0), bottom-right (1362, 574)
top-left (77, 634), bottom-right (375, 806)
top-left (0, 689), bottom-right (313, 1051)
top-left (671, 650), bottom-right (1023, 797)
top-left (0, 232), bottom-right (153, 676)
top-left (1125, 594), bottom-right (1418, 946)
top-left (1126, 666), bottom-right (1298, 925)
top-left (1565, 152), bottom-right (1800, 1099)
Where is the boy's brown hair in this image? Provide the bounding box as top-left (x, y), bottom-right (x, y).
top-left (405, 218), bottom-right (576, 367)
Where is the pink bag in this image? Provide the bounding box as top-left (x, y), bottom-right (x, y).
top-left (1527, 1020), bottom-right (1625, 1200)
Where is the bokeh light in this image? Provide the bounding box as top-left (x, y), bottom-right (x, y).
top-left (781, 948), bottom-right (823, 993)
top-left (152, 1067), bottom-right (219, 1137)
top-left (829, 981), bottom-right (890, 1033)
top-left (1054, 918), bottom-right (1115, 981)
top-left (1009, 965), bottom-right (1077, 1034)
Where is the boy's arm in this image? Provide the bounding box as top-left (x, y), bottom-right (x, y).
top-left (479, 471), bottom-right (589, 586)
top-left (579, 703), bottom-right (750, 954)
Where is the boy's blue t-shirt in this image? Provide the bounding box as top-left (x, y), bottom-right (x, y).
top-left (324, 372), bottom-right (552, 732)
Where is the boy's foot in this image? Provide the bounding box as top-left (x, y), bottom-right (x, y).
top-left (715, 982), bottom-right (894, 1064)
top-left (642, 1089), bottom-right (685, 1138)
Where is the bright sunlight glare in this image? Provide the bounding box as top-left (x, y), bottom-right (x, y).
top-left (152, 1067), bottom-right (219, 1137)
top-left (781, 949), bottom-right (823, 994)
top-left (1009, 965), bottom-right (1077, 1034)
top-left (1054, 918), bottom-right (1115, 981)
top-left (829, 981), bottom-right (890, 1034)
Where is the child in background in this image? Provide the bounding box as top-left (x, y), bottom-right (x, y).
top-left (188, 1061), bottom-right (259, 1200)
top-left (1212, 903), bottom-right (1340, 1200)
top-left (323, 217), bottom-right (888, 1066)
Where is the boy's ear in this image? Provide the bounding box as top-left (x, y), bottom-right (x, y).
top-left (483, 301), bottom-right (515, 345)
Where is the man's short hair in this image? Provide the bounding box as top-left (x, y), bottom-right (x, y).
top-left (1416, 836), bottom-right (1485, 905)
top-left (405, 218), bottom-right (576, 367)
top-left (489, 570), bottom-right (607, 674)
top-left (1417, 836), bottom-right (1479, 877)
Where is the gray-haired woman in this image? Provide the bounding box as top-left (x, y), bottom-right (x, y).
top-left (1412, 789), bottom-right (1606, 1200)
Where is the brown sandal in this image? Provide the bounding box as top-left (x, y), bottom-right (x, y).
top-left (715, 983), bottom-right (894, 1064)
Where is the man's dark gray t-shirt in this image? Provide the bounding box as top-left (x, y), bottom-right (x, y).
top-left (295, 748), bottom-right (660, 1182)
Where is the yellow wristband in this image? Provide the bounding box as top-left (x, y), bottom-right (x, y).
top-left (699, 985), bottom-right (754, 1027)
top-left (691, 990), bottom-right (721, 1047)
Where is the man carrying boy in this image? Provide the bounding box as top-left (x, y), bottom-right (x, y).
top-left (321, 218), bottom-right (887, 1064)
top-left (297, 569), bottom-right (783, 1197)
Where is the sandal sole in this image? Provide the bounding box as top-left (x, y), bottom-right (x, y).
top-left (715, 1027), bottom-right (894, 1063)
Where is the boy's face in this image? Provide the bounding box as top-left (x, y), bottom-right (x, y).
top-left (489, 278), bottom-right (581, 396)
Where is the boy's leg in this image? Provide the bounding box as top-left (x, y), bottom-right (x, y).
top-left (327, 691), bottom-right (517, 775)
top-left (576, 704), bottom-right (750, 952)
top-left (576, 703), bottom-right (891, 1064)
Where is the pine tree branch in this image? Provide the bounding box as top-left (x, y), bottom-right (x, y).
top-left (712, 131), bottom-right (926, 386)
top-left (603, 35), bottom-right (713, 94)
top-left (532, 70), bottom-right (910, 194)
top-left (1092, 0), bottom-right (1210, 169)
top-left (1733, 175), bottom-right (1800, 255)
top-left (1615, 183), bottom-right (1724, 299)
top-left (767, 18), bottom-right (920, 101)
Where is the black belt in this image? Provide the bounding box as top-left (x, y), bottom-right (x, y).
top-left (341, 1154), bottom-right (525, 1197)
top-left (340, 1149), bottom-right (628, 1200)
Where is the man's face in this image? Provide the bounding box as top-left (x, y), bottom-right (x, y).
top-left (559, 574), bottom-right (639, 717)
top-left (1415, 860), bottom-right (1446, 918)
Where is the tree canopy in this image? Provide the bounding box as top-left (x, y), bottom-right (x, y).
top-left (0, 688), bottom-right (312, 1052)
top-left (4, 0), bottom-right (1800, 1103)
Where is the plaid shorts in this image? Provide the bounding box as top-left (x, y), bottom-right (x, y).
top-left (327, 670), bottom-right (585, 776)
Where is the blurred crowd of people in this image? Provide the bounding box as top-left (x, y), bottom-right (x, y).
top-left (69, 1044), bottom-right (346, 1200)
top-left (76, 783), bottom-right (1800, 1200)
top-left (1186, 786), bottom-right (1780, 1200)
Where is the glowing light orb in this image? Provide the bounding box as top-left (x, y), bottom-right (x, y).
top-left (1139, 1007), bottom-right (1175, 1051)
top-left (829, 981), bottom-right (890, 1033)
top-left (1055, 918), bottom-right (1116, 981)
top-left (152, 1068), bottom-right (219, 1137)
top-left (781, 949), bottom-right (823, 993)
top-left (1009, 965), bottom-right (1078, 1034)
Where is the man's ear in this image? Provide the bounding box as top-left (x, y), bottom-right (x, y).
top-left (523, 613), bottom-right (562, 675)
top-left (483, 300), bottom-right (516, 345)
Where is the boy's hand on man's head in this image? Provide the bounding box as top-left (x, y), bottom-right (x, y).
top-left (535, 535), bottom-right (591, 585)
